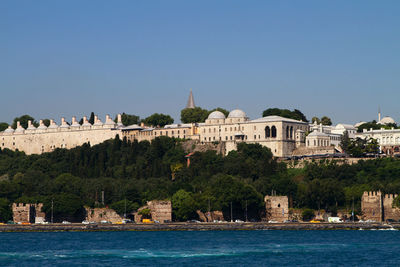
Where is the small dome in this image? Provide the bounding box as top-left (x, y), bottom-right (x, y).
top-left (4, 126), bottom-right (14, 133)
top-left (308, 130), bottom-right (328, 137)
top-left (379, 116), bottom-right (396, 125)
top-left (228, 109), bottom-right (247, 118)
top-left (208, 111), bottom-right (225, 120)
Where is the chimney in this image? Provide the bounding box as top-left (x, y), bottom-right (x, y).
top-left (117, 114), bottom-right (122, 125)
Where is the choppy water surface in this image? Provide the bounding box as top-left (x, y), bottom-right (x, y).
top-left (1, 230), bottom-right (399, 266)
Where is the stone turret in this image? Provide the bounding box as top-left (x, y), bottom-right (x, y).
top-left (60, 117), bottom-right (69, 129)
top-left (48, 119), bottom-right (59, 130)
top-left (117, 114), bottom-right (123, 128)
top-left (82, 116), bottom-right (91, 128)
top-left (71, 116), bottom-right (80, 128)
top-left (15, 121), bottom-right (25, 134)
top-left (93, 115), bottom-right (103, 126)
top-left (37, 120), bottom-right (47, 131)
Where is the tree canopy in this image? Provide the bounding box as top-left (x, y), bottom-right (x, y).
top-left (114, 113), bottom-right (140, 126)
top-left (262, 108), bottom-right (308, 122)
top-left (142, 113), bottom-right (174, 127)
top-left (181, 107), bottom-right (230, 123)
top-left (0, 135), bottom-right (399, 222)
top-left (357, 120), bottom-right (398, 133)
top-left (12, 115), bottom-right (38, 129)
top-left (0, 123), bottom-right (8, 132)
top-left (181, 107), bottom-right (209, 123)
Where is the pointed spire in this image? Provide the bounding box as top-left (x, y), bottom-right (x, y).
top-left (378, 106), bottom-right (381, 122)
top-left (186, 88), bottom-right (195, 109)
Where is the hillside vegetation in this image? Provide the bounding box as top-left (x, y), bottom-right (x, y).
top-left (0, 136), bottom-right (400, 222)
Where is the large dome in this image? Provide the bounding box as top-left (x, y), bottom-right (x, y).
top-left (379, 116), bottom-right (396, 125)
top-left (208, 111), bottom-right (225, 120)
top-left (228, 109), bottom-right (247, 118)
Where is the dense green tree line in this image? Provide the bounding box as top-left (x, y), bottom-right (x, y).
top-left (0, 136), bottom-right (400, 222)
top-left (262, 108), bottom-right (308, 122)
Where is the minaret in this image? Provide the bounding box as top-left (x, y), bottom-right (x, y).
top-left (378, 107), bottom-right (381, 123)
top-left (186, 88), bottom-right (195, 109)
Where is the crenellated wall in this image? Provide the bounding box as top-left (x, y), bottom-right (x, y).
top-left (361, 191), bottom-right (400, 222)
top-left (0, 114), bottom-right (123, 154)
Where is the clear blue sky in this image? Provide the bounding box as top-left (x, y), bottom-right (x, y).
top-left (1, 0), bottom-right (399, 125)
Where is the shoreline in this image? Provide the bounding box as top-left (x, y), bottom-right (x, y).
top-left (1, 222), bottom-right (399, 232)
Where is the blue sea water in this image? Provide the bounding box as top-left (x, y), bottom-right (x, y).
top-left (0, 230), bottom-right (399, 266)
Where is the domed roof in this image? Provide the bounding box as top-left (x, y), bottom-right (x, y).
top-left (4, 126), bottom-right (14, 133)
top-left (379, 116), bottom-right (396, 125)
top-left (308, 130), bottom-right (328, 137)
top-left (208, 111), bottom-right (225, 120)
top-left (228, 109), bottom-right (247, 118)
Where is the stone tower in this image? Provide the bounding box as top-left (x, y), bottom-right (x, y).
top-left (186, 89), bottom-right (195, 109)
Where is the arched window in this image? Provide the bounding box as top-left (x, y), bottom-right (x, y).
top-left (290, 126), bottom-right (293, 139)
top-left (271, 126), bottom-right (277, 138)
top-left (265, 126), bottom-right (270, 138)
top-left (286, 126), bottom-right (289, 139)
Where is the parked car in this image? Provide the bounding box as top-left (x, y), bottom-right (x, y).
top-left (62, 221), bottom-right (71, 224)
top-left (82, 220), bottom-right (90, 224)
top-left (235, 219), bottom-right (244, 223)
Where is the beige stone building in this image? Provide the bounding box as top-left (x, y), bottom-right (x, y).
top-left (1, 114), bottom-right (123, 154)
top-left (1, 107), bottom-right (308, 158)
top-left (198, 110), bottom-right (308, 157)
top-left (357, 128), bottom-right (400, 156)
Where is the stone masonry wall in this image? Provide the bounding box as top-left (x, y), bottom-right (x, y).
top-left (361, 191), bottom-right (383, 222)
top-left (265, 195), bottom-right (289, 222)
top-left (85, 207), bottom-right (123, 223)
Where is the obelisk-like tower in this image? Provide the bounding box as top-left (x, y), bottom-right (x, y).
top-left (186, 89), bottom-right (195, 109)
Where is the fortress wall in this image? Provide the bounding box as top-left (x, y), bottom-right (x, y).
top-left (383, 194), bottom-right (400, 221)
top-left (1, 128), bottom-right (121, 154)
top-left (265, 195), bottom-right (289, 222)
top-left (361, 191), bottom-right (382, 222)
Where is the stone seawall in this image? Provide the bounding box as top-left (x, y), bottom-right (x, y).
top-left (0, 222), bottom-right (398, 232)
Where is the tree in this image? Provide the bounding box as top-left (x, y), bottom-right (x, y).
top-left (42, 193), bottom-right (84, 222)
top-left (340, 131), bottom-right (351, 153)
top-left (114, 113), bottom-right (140, 126)
top-left (262, 108), bottom-right (308, 122)
top-left (320, 116), bottom-right (332, 126)
top-left (12, 115), bottom-right (38, 129)
top-left (0, 123), bottom-right (8, 132)
top-left (142, 113), bottom-right (174, 127)
top-left (172, 189), bottom-right (198, 221)
top-left (89, 112), bottom-right (95, 125)
top-left (110, 200), bottom-right (139, 216)
top-left (302, 209), bottom-right (315, 221)
top-left (0, 198), bottom-right (11, 222)
top-left (311, 117), bottom-right (320, 124)
top-left (42, 119), bottom-right (50, 127)
top-left (181, 107), bottom-right (209, 123)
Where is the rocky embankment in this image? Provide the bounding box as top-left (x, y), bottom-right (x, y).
top-left (0, 222), bottom-right (399, 232)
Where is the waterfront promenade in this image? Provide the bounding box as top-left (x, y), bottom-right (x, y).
top-left (0, 222), bottom-right (398, 232)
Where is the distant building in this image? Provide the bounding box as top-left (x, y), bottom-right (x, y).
top-left (357, 128), bottom-right (400, 156)
top-left (198, 110), bottom-right (308, 157)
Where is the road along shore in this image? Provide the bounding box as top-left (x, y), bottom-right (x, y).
top-left (0, 222), bottom-right (399, 232)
